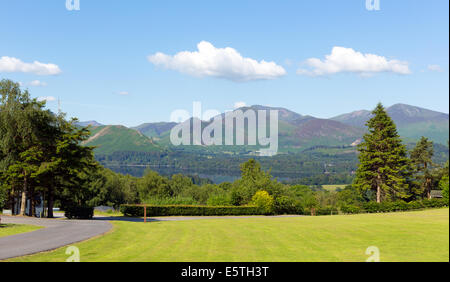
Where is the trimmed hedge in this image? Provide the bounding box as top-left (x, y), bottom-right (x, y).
top-left (120, 204), bottom-right (262, 217)
top-left (316, 206), bottom-right (339, 216)
top-left (64, 206), bottom-right (94, 219)
top-left (120, 199), bottom-right (448, 217)
top-left (303, 206), bottom-right (339, 216)
top-left (340, 199), bottom-right (448, 215)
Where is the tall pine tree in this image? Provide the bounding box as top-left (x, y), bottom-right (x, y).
top-left (354, 103), bottom-right (410, 203)
top-left (410, 137), bottom-right (435, 199)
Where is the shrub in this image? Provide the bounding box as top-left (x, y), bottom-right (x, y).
top-left (361, 199), bottom-right (448, 214)
top-left (440, 176), bottom-right (449, 203)
top-left (207, 194), bottom-right (233, 206)
top-left (392, 201), bottom-right (409, 211)
top-left (407, 201), bottom-right (424, 210)
top-left (316, 206), bottom-right (338, 216)
top-left (274, 196), bottom-right (302, 215)
top-left (120, 204), bottom-right (261, 217)
top-left (143, 196), bottom-right (197, 205)
top-left (422, 198), bottom-right (448, 208)
top-left (363, 202), bottom-right (380, 213)
top-left (251, 191), bottom-right (275, 215)
top-left (379, 201), bottom-right (409, 212)
top-left (340, 204), bottom-right (362, 214)
top-left (65, 206), bottom-right (94, 219)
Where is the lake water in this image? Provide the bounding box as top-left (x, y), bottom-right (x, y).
top-left (104, 165), bottom-right (296, 184)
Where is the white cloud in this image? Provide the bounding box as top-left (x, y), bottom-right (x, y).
top-left (297, 47), bottom-right (411, 76)
top-left (148, 41), bottom-right (286, 82)
top-left (118, 91), bottom-right (129, 96)
top-left (28, 80), bottom-right (47, 87)
top-left (0, 56), bottom-right (61, 75)
top-left (427, 64), bottom-right (443, 72)
top-left (37, 96), bottom-right (56, 102)
top-left (234, 101), bottom-right (247, 109)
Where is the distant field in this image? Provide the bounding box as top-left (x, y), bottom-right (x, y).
top-left (10, 208), bottom-right (449, 262)
top-left (322, 184), bottom-right (349, 191)
top-left (0, 224), bottom-right (42, 238)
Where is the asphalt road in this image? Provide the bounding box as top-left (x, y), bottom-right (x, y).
top-left (0, 216), bottom-right (112, 260)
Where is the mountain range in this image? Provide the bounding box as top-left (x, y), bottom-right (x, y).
top-left (332, 104), bottom-right (449, 145)
top-left (79, 103), bottom-right (449, 155)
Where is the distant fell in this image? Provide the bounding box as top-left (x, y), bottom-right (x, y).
top-left (331, 103), bottom-right (449, 145)
top-left (76, 120), bottom-right (103, 127)
top-left (83, 125), bottom-right (160, 155)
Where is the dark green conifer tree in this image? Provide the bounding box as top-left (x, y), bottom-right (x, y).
top-left (410, 136), bottom-right (435, 199)
top-left (354, 103), bottom-right (410, 203)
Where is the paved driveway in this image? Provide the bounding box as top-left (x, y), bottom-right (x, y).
top-left (0, 216), bottom-right (112, 260)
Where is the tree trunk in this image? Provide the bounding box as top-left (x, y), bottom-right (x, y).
top-left (426, 178), bottom-right (432, 199)
top-left (19, 175), bottom-right (27, 216)
top-left (42, 191), bottom-right (46, 218)
top-left (30, 186), bottom-right (35, 217)
top-left (10, 184), bottom-right (15, 215)
top-left (376, 185), bottom-right (381, 203)
top-left (376, 173), bottom-right (381, 203)
top-left (47, 186), bottom-right (54, 218)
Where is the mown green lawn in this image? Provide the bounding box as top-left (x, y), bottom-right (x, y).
top-left (0, 224), bottom-right (42, 238)
top-left (10, 208), bottom-right (449, 262)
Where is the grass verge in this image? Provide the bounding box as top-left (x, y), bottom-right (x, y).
top-left (0, 223), bottom-right (42, 238)
top-left (9, 208), bottom-right (449, 262)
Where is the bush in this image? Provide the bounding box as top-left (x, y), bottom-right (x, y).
top-left (363, 202), bottom-right (380, 213)
top-left (316, 206), bottom-right (338, 216)
top-left (274, 196), bottom-right (302, 215)
top-left (407, 201), bottom-right (424, 210)
top-left (143, 196), bottom-right (197, 205)
top-left (361, 199), bottom-right (448, 214)
top-left (421, 198), bottom-right (447, 208)
top-left (65, 206), bottom-right (94, 219)
top-left (380, 201), bottom-right (409, 212)
top-left (251, 191), bottom-right (275, 215)
top-left (303, 206), bottom-right (337, 216)
top-left (440, 176), bottom-right (449, 203)
top-left (120, 204), bottom-right (261, 217)
top-left (340, 204), bottom-right (362, 214)
top-left (207, 194), bottom-right (233, 206)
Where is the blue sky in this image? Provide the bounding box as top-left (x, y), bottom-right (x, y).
top-left (0, 0), bottom-right (448, 126)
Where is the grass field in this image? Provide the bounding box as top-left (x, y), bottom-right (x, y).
top-left (10, 208), bottom-right (449, 262)
top-left (0, 224), bottom-right (42, 238)
top-left (322, 184), bottom-right (349, 192)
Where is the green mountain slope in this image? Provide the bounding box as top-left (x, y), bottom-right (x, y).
top-left (132, 122), bottom-right (177, 139)
top-left (83, 125), bottom-right (160, 155)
